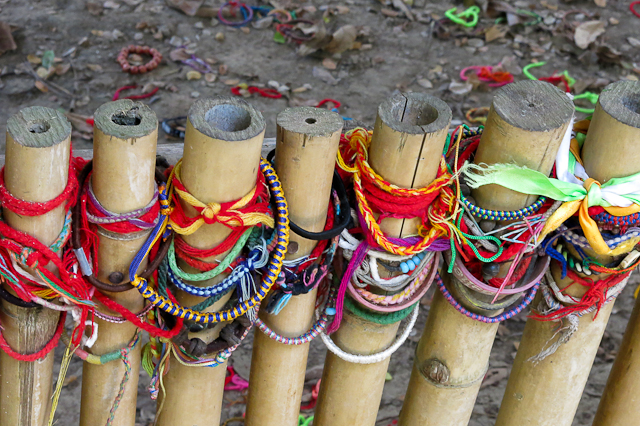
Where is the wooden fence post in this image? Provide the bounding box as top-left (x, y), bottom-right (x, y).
top-left (314, 92), bottom-right (451, 426)
top-left (155, 97), bottom-right (265, 426)
top-left (79, 99), bottom-right (158, 426)
top-left (497, 80), bottom-right (640, 426)
top-left (398, 80), bottom-right (574, 426)
top-left (0, 107), bottom-right (71, 425)
top-left (245, 107), bottom-right (343, 426)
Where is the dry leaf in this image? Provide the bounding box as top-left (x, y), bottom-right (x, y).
top-left (322, 58), bottom-right (337, 70)
top-left (186, 70), bottom-right (201, 80)
top-left (449, 80), bottom-right (473, 95)
top-left (86, 1), bottom-right (103, 15)
top-left (55, 63), bottom-right (71, 75)
top-left (169, 48), bottom-right (190, 62)
top-left (480, 368), bottom-right (508, 389)
top-left (86, 64), bottom-right (103, 72)
top-left (485, 25), bottom-right (507, 43)
top-left (166, 0), bottom-right (204, 16)
top-left (325, 25), bottom-right (357, 55)
top-left (594, 0), bottom-right (606, 7)
top-left (0, 21), bottom-right (17, 54)
top-left (36, 67), bottom-right (49, 79)
top-left (381, 8), bottom-right (400, 17)
top-left (392, 0), bottom-right (414, 21)
top-left (223, 78), bottom-right (240, 85)
top-left (219, 64), bottom-right (228, 75)
top-left (34, 80), bottom-right (49, 93)
top-left (574, 20), bottom-right (606, 49)
top-left (215, 32), bottom-right (225, 42)
top-left (312, 66), bottom-right (338, 85)
top-left (27, 54), bottom-right (42, 64)
top-left (240, 27), bottom-right (250, 34)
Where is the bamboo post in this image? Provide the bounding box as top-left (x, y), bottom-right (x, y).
top-left (313, 92), bottom-right (451, 426)
top-left (497, 81), bottom-right (640, 426)
top-left (79, 100), bottom-right (158, 425)
top-left (155, 97), bottom-right (265, 426)
top-left (0, 107), bottom-right (71, 426)
top-left (245, 107), bottom-right (343, 426)
top-left (398, 80), bottom-right (574, 426)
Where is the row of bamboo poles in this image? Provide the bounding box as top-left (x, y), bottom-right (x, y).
top-left (0, 79), bottom-right (639, 426)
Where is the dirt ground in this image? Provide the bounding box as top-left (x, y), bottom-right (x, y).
top-left (1, 0), bottom-right (640, 425)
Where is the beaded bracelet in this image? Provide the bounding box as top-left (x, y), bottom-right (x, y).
top-left (593, 211), bottom-right (640, 227)
top-left (460, 193), bottom-right (546, 221)
top-left (117, 45), bottom-right (162, 74)
top-left (255, 289), bottom-right (336, 345)
top-left (437, 274), bottom-right (539, 324)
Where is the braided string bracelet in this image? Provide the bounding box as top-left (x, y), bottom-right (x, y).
top-left (129, 158), bottom-right (290, 324)
top-left (320, 299), bottom-right (419, 364)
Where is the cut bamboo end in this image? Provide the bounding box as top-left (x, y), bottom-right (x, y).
top-left (80, 100), bottom-right (158, 426)
top-left (92, 99), bottom-right (158, 212)
top-left (245, 107), bottom-right (342, 426)
top-left (1, 106), bottom-right (71, 426)
top-left (370, 92), bottom-right (451, 239)
top-left (156, 97), bottom-right (265, 426)
top-left (275, 106), bottom-right (343, 258)
top-left (474, 80), bottom-right (574, 211)
top-left (370, 92), bottom-right (451, 190)
top-left (582, 80), bottom-right (640, 182)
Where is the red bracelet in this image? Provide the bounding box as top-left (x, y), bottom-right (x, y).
top-left (117, 45), bottom-right (162, 74)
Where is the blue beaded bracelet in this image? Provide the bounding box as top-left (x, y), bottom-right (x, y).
top-left (460, 194), bottom-right (546, 221)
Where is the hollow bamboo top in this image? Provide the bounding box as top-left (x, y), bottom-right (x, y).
top-left (188, 96), bottom-right (265, 142)
top-left (93, 99), bottom-right (157, 139)
top-left (597, 80), bottom-right (640, 129)
top-left (6, 106), bottom-right (71, 148)
top-left (582, 81), bottom-right (640, 182)
top-left (491, 80), bottom-right (574, 132)
top-left (276, 106), bottom-right (343, 138)
top-left (376, 92), bottom-right (451, 136)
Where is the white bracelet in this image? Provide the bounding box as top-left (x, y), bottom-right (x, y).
top-left (320, 304), bottom-right (419, 364)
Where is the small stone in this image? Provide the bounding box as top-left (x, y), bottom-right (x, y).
top-left (459, 184), bottom-right (471, 196)
top-left (467, 38), bottom-right (484, 48)
top-left (465, 196), bottom-right (476, 206)
top-left (134, 32), bottom-right (143, 40)
top-left (479, 220), bottom-right (496, 233)
top-left (194, 21), bottom-right (204, 29)
top-left (215, 32), bottom-right (225, 42)
top-left (609, 17), bottom-right (619, 25)
top-left (241, 27), bottom-right (250, 34)
top-left (190, 91), bottom-right (200, 98)
top-left (543, 16), bottom-right (556, 25)
top-left (202, 29), bottom-right (212, 36)
top-left (417, 78), bottom-right (432, 89)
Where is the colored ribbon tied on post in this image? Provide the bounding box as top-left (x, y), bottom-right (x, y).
top-left (461, 119), bottom-right (640, 255)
